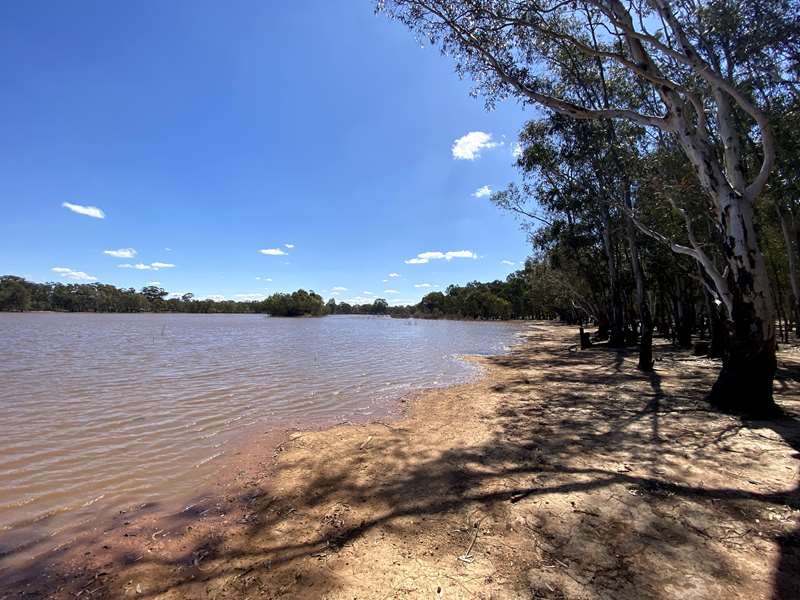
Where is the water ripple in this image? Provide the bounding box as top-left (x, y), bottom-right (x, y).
top-left (0, 313), bottom-right (522, 571)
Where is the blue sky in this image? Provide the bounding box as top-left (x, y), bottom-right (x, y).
top-left (0, 1), bottom-right (538, 305)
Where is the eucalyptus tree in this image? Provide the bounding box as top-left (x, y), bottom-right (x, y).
top-left (379, 0), bottom-right (797, 415)
top-left (497, 112), bottom-right (658, 369)
top-left (767, 97), bottom-right (800, 335)
top-left (0, 276), bottom-right (31, 311)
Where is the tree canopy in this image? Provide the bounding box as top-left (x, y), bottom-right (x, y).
top-left (379, 0), bottom-right (800, 414)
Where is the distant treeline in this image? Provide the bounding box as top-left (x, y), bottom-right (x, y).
top-left (0, 264), bottom-right (559, 320)
top-left (0, 277), bottom-right (329, 316)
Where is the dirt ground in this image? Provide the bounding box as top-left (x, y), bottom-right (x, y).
top-left (4, 322), bottom-right (800, 599)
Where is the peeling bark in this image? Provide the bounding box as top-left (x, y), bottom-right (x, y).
top-left (382, 0), bottom-right (780, 414)
top-left (706, 197), bottom-right (777, 416)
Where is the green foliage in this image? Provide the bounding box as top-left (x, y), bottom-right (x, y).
top-left (326, 298), bottom-right (337, 314)
top-left (0, 276), bottom-right (31, 311)
top-left (370, 298), bottom-right (389, 315)
top-left (0, 278), bottom-right (327, 317)
top-left (141, 286), bottom-right (168, 302)
top-left (260, 289), bottom-right (326, 317)
top-left (375, 261), bottom-right (568, 321)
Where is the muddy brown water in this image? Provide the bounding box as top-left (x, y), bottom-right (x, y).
top-left (0, 312), bottom-right (523, 576)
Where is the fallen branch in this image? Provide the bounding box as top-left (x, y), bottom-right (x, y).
top-left (457, 527), bottom-right (479, 563)
top-left (458, 516), bottom-right (488, 563)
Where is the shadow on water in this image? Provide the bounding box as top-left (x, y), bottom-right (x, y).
top-left (2, 325), bottom-right (799, 599)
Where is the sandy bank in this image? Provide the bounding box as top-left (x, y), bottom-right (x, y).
top-left (6, 322), bottom-right (800, 599)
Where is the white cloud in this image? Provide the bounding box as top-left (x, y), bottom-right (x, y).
top-left (147, 281), bottom-right (161, 285)
top-left (512, 142), bottom-right (523, 158)
top-left (164, 247), bottom-right (172, 251)
top-left (331, 286), bottom-right (348, 292)
top-left (384, 289), bottom-right (399, 294)
top-left (284, 243), bottom-right (294, 249)
top-left (103, 248), bottom-right (136, 258)
top-left (501, 260), bottom-right (516, 266)
top-left (118, 262), bottom-right (175, 271)
top-left (451, 131), bottom-right (501, 160)
top-left (233, 293), bottom-right (267, 301)
top-left (388, 273), bottom-right (400, 278)
top-left (418, 252), bottom-right (446, 260)
top-left (444, 250), bottom-right (476, 260)
top-left (51, 267), bottom-right (97, 281)
top-left (201, 294), bottom-right (226, 301)
top-left (414, 283), bottom-right (432, 288)
top-left (345, 295), bottom-right (382, 304)
top-left (390, 298), bottom-right (415, 306)
top-left (255, 276), bottom-right (273, 282)
top-left (62, 202), bottom-right (105, 219)
top-left (331, 291), bottom-right (341, 297)
top-left (259, 248), bottom-right (287, 256)
top-left (405, 250), bottom-right (477, 264)
top-left (382, 279), bottom-right (388, 283)
top-left (472, 185), bottom-right (492, 198)
top-left (362, 291), bottom-right (374, 295)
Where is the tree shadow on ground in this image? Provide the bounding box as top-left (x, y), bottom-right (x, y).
top-left (4, 324), bottom-right (800, 599)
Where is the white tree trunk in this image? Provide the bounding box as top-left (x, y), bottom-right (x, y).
top-left (707, 192), bottom-right (777, 414)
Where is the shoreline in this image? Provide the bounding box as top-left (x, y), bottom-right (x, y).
top-left (0, 313), bottom-right (523, 585)
top-left (4, 322), bottom-right (800, 599)
top-left (0, 324), bottom-right (522, 593)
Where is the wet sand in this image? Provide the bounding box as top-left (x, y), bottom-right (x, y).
top-left (4, 322), bottom-right (800, 599)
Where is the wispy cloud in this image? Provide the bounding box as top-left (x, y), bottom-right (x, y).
top-left (284, 243), bottom-right (295, 249)
top-left (451, 131), bottom-right (501, 160)
top-left (255, 276), bottom-right (273, 282)
top-left (512, 142), bottom-right (523, 159)
top-left (118, 262), bottom-right (175, 271)
top-left (404, 250), bottom-right (477, 264)
top-left (331, 286), bottom-right (348, 292)
top-left (388, 272), bottom-right (400, 278)
top-left (52, 267), bottom-right (97, 281)
top-left (233, 293), bottom-right (267, 301)
top-left (62, 202), bottom-right (105, 219)
top-left (103, 248), bottom-right (136, 258)
top-left (414, 283), bottom-right (433, 288)
top-left (390, 298), bottom-right (416, 306)
top-left (472, 185), bottom-right (492, 198)
top-left (259, 248), bottom-right (287, 256)
top-left (344, 295), bottom-right (379, 304)
top-left (362, 291), bottom-right (374, 295)
top-left (147, 281), bottom-right (161, 286)
top-left (501, 260), bottom-right (515, 266)
top-left (384, 289), bottom-right (399, 294)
